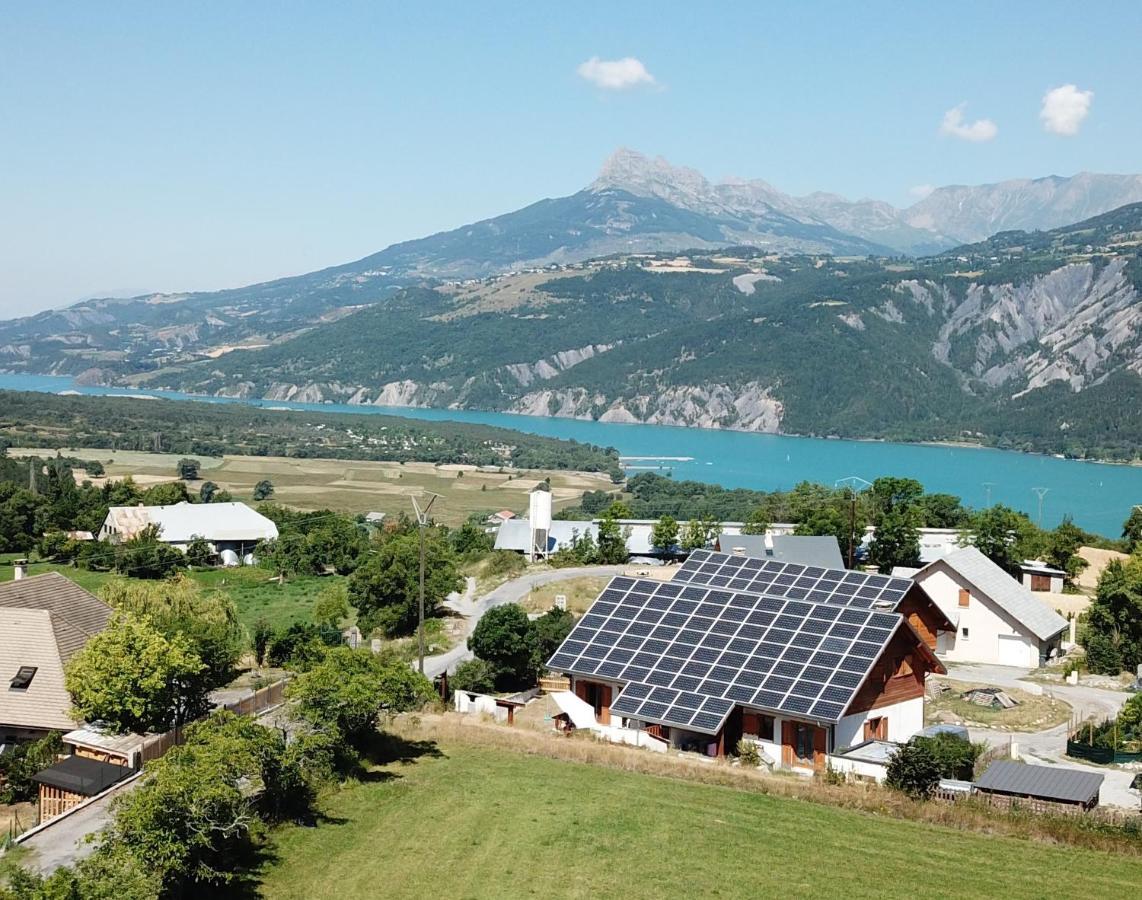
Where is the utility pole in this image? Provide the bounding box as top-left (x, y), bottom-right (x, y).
top-left (834, 476), bottom-right (871, 569)
top-left (1031, 487), bottom-right (1049, 527)
top-left (982, 482), bottom-right (995, 507)
top-left (410, 492), bottom-right (440, 675)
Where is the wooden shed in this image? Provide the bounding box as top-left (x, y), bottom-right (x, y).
top-left (32, 755), bottom-right (132, 823)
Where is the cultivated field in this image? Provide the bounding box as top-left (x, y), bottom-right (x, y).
top-left (259, 726), bottom-right (1142, 899)
top-left (8, 447), bottom-right (611, 525)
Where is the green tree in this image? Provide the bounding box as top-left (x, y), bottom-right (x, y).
top-left (450, 657), bottom-right (498, 694)
top-left (918, 492), bottom-right (969, 528)
top-left (287, 647), bottom-right (433, 748)
top-left (0, 732), bottom-right (63, 804)
top-left (176, 458), bottom-right (201, 480)
top-left (530, 607), bottom-right (575, 673)
top-left (467, 603), bottom-right (535, 690)
top-left (450, 518), bottom-right (493, 556)
top-left (348, 530), bottom-right (461, 636)
top-left (1043, 517), bottom-right (1088, 582)
top-left (1083, 555), bottom-right (1142, 674)
top-left (595, 513), bottom-right (629, 564)
top-left (913, 733), bottom-right (984, 780)
top-left (868, 508), bottom-right (921, 574)
top-left (312, 582), bottom-right (351, 628)
top-left (113, 523), bottom-right (186, 578)
top-left (885, 739), bottom-right (942, 799)
top-left (681, 514), bottom-right (719, 552)
top-left (252, 618), bottom-right (273, 667)
top-left (253, 479), bottom-right (275, 501)
top-left (650, 515), bottom-right (680, 556)
top-left (602, 499), bottom-right (632, 519)
top-left (2, 843), bottom-right (159, 900)
top-left (141, 480), bottom-right (191, 506)
top-left (185, 535), bottom-right (213, 567)
top-left (741, 507), bottom-right (771, 536)
top-left (967, 505), bottom-right (1033, 573)
top-left (199, 480), bottom-right (219, 503)
top-left (65, 612), bottom-right (207, 732)
top-left (1123, 506), bottom-right (1142, 553)
top-left (869, 477), bottom-right (924, 520)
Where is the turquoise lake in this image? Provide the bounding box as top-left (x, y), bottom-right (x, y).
top-left (1, 373), bottom-right (1140, 537)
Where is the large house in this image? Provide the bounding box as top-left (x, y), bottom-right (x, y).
top-left (547, 549), bottom-right (951, 769)
top-left (714, 534), bottom-right (845, 569)
top-left (0, 573), bottom-right (112, 744)
top-left (99, 501), bottom-right (278, 557)
top-left (906, 547), bottom-right (1068, 668)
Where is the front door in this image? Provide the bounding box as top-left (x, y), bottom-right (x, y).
top-left (782, 721), bottom-right (827, 771)
top-left (576, 680), bottom-right (612, 724)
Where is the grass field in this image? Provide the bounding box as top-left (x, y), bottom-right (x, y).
top-left (258, 733), bottom-right (1142, 900)
top-left (0, 556), bottom-right (332, 635)
top-left (7, 447), bottom-right (611, 525)
top-left (521, 576), bottom-right (611, 615)
top-left (925, 680), bottom-right (1072, 731)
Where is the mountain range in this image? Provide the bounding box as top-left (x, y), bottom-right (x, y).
top-left (2, 151), bottom-right (1142, 458)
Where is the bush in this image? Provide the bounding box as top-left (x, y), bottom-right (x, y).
top-left (913, 733), bottom-right (983, 780)
top-left (467, 604), bottom-right (535, 691)
top-left (736, 739), bottom-right (761, 767)
top-left (886, 739), bottom-right (943, 799)
top-left (484, 549), bottom-right (526, 577)
top-left (450, 658), bottom-right (498, 694)
top-left (0, 732), bottom-right (63, 804)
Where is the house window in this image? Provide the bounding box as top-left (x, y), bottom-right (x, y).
top-left (9, 666), bottom-right (37, 690)
top-left (958, 588), bottom-right (970, 607)
top-left (793, 724), bottom-right (816, 764)
top-left (743, 712), bottom-right (776, 741)
top-left (863, 716), bottom-right (887, 741)
top-left (961, 626), bottom-right (970, 640)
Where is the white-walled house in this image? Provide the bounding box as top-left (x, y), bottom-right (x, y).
top-left (909, 547), bottom-right (1067, 668)
top-left (1019, 560), bottom-right (1066, 594)
top-left (99, 501), bottom-right (278, 558)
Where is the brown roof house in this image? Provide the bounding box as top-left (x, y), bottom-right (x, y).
top-left (0, 573), bottom-right (112, 744)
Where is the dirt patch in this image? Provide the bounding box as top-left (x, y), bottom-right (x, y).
top-left (925, 680), bottom-right (1071, 731)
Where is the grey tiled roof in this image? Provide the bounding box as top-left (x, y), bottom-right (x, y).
top-left (0, 573), bottom-right (112, 661)
top-left (976, 761), bottom-right (1103, 804)
top-left (716, 534), bottom-right (845, 570)
top-left (930, 547), bottom-right (1067, 641)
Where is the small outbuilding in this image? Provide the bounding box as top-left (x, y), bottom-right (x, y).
top-left (974, 760), bottom-right (1103, 813)
top-left (1019, 560), bottom-right (1066, 593)
top-left (32, 755), bottom-right (133, 823)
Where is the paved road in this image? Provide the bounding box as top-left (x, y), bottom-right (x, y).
top-left (943, 663), bottom-right (1139, 810)
top-left (423, 566), bottom-right (629, 679)
top-left (17, 774), bottom-right (142, 875)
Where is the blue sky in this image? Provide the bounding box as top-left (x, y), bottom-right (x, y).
top-left (2, 2), bottom-right (1139, 315)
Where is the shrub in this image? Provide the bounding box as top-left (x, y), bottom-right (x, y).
top-left (484, 549), bottom-right (526, 577)
top-left (886, 739), bottom-right (942, 799)
top-left (450, 658), bottom-right (498, 694)
top-left (736, 739), bottom-right (761, 767)
top-left (0, 732), bottom-right (63, 804)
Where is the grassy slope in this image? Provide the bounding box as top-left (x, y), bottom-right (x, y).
top-left (260, 743), bottom-right (1142, 900)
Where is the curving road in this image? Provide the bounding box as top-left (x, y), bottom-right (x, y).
top-left (423, 565), bottom-right (630, 680)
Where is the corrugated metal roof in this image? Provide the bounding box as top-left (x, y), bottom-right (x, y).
top-left (493, 519), bottom-right (598, 553)
top-left (102, 501), bottom-right (279, 544)
top-left (716, 534), bottom-right (845, 569)
top-left (923, 547), bottom-right (1067, 641)
top-left (975, 761), bottom-right (1103, 804)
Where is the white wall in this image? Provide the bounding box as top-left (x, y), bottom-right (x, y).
top-left (917, 567), bottom-right (1041, 667)
top-left (835, 697), bottom-right (924, 750)
top-left (828, 756), bottom-right (889, 783)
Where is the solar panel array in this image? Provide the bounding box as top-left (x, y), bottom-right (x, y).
top-left (547, 576), bottom-right (902, 735)
top-left (673, 548), bottom-right (913, 610)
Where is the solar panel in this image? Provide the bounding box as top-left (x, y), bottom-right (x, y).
top-left (547, 574), bottom-right (902, 735)
top-left (673, 548), bottom-right (913, 610)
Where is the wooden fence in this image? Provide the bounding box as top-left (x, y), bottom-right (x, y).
top-left (538, 676), bottom-right (570, 694)
top-left (139, 680), bottom-right (288, 766)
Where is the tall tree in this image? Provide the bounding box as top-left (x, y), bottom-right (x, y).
top-left (650, 515), bottom-right (679, 556)
top-left (253, 479), bottom-right (275, 501)
top-left (347, 530), bottom-right (461, 635)
top-left (595, 513), bottom-right (629, 564)
top-left (741, 507), bottom-right (771, 536)
top-left (199, 480), bottom-right (219, 503)
top-left (1122, 506), bottom-right (1142, 554)
top-left (1084, 556), bottom-right (1142, 675)
top-left (468, 604), bottom-right (535, 690)
top-left (868, 508), bottom-right (922, 574)
top-left (176, 458), bottom-right (201, 480)
top-left (65, 612), bottom-right (207, 732)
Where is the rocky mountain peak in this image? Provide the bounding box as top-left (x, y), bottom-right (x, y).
top-left (590, 148), bottom-right (717, 208)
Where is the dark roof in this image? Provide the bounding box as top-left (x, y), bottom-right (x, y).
top-left (547, 575), bottom-right (937, 735)
top-left (32, 754), bottom-right (132, 797)
top-left (715, 535), bottom-right (845, 570)
top-left (975, 761), bottom-right (1103, 805)
top-left (0, 573), bottom-right (112, 662)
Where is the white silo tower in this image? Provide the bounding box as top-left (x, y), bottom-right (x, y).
top-left (529, 484), bottom-right (552, 562)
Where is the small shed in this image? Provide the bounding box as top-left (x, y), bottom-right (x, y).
top-left (32, 755), bottom-right (132, 823)
top-left (62, 725), bottom-right (149, 769)
top-left (1020, 560), bottom-right (1066, 593)
top-left (975, 761), bottom-right (1103, 813)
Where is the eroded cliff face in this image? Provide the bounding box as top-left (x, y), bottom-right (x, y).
top-left (924, 259), bottom-right (1141, 392)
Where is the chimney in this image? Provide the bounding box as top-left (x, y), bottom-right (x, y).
top-left (764, 534), bottom-right (774, 557)
top-left (13, 558), bottom-right (28, 581)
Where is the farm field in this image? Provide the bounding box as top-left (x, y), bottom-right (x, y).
top-left (259, 734), bottom-right (1142, 900)
top-left (6, 447), bottom-right (611, 525)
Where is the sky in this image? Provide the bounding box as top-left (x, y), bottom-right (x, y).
top-left (2, 2), bottom-right (1140, 316)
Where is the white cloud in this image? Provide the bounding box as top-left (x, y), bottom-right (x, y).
top-left (939, 103), bottom-right (998, 142)
top-left (576, 56), bottom-right (656, 91)
top-left (1040, 84), bottom-right (1093, 136)
top-left (909, 184), bottom-right (935, 200)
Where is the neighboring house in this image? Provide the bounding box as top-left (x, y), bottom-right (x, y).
top-left (974, 761), bottom-right (1104, 813)
top-left (98, 501), bottom-right (278, 556)
top-left (714, 534), bottom-right (845, 570)
top-left (1019, 560), bottom-right (1066, 593)
top-left (908, 547), bottom-right (1068, 667)
top-left (547, 549), bottom-right (948, 771)
top-left (0, 573), bottom-right (112, 744)
top-left (494, 519), bottom-right (599, 554)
